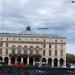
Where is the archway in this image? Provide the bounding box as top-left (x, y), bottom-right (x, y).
top-left (4, 57), bottom-right (9, 65)
top-left (54, 58), bottom-right (58, 67)
top-left (17, 57), bottom-right (21, 63)
top-left (42, 58), bottom-right (46, 63)
top-left (48, 58), bottom-right (52, 67)
top-left (42, 58), bottom-right (46, 66)
top-left (29, 58), bottom-right (33, 65)
top-left (60, 58), bottom-right (64, 66)
top-left (0, 57), bottom-right (3, 61)
top-left (35, 58), bottom-right (40, 66)
top-left (23, 57), bottom-right (27, 64)
top-left (11, 57), bottom-right (15, 64)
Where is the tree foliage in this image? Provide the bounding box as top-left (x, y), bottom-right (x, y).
top-left (66, 53), bottom-right (75, 64)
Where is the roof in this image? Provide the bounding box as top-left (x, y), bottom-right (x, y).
top-left (0, 26), bottom-right (66, 39)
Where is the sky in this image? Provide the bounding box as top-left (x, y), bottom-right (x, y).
top-left (0, 0), bottom-right (75, 54)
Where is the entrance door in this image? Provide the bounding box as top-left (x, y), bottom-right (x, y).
top-left (11, 57), bottom-right (15, 64)
top-left (17, 57), bottom-right (21, 63)
top-left (29, 58), bottom-right (33, 65)
top-left (4, 57), bottom-right (9, 65)
top-left (23, 57), bottom-right (27, 64)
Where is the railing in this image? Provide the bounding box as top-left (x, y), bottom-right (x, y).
top-left (0, 66), bottom-right (75, 75)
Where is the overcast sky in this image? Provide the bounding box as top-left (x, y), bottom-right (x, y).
top-left (0, 0), bottom-right (75, 54)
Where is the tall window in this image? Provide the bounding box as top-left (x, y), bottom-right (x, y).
top-left (49, 44), bottom-right (51, 48)
top-left (23, 46), bottom-right (28, 54)
top-left (55, 44), bottom-right (57, 49)
top-left (18, 46), bottom-right (21, 54)
top-left (43, 44), bottom-right (45, 48)
top-left (29, 46), bottom-right (34, 54)
top-left (55, 50), bottom-right (57, 56)
top-left (12, 49), bottom-right (15, 54)
top-left (0, 42), bottom-right (3, 47)
top-left (44, 39), bottom-right (45, 42)
top-left (43, 50), bottom-right (46, 56)
top-left (6, 38), bottom-right (8, 41)
top-left (36, 50), bottom-right (39, 54)
top-left (0, 49), bottom-right (2, 55)
top-left (12, 45), bottom-right (16, 54)
top-left (61, 44), bottom-right (63, 49)
top-left (49, 50), bottom-right (51, 56)
top-left (6, 49), bottom-right (8, 55)
top-left (1, 38), bottom-right (3, 40)
top-left (30, 50), bottom-right (33, 54)
top-left (60, 50), bottom-right (63, 57)
top-left (6, 43), bottom-right (8, 47)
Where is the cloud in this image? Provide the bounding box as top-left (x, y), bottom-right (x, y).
top-left (0, 0), bottom-right (75, 54)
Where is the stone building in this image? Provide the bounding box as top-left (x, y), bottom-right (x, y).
top-left (0, 26), bottom-right (66, 67)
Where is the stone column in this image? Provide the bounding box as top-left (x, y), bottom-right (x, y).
top-left (8, 58), bottom-right (11, 65)
top-left (39, 59), bottom-right (42, 67)
top-left (64, 59), bottom-right (66, 67)
top-left (15, 58), bottom-right (17, 64)
top-left (52, 59), bottom-right (54, 67)
top-left (33, 58), bottom-right (35, 66)
top-left (58, 58), bottom-right (60, 67)
top-left (27, 56), bottom-right (29, 65)
top-left (21, 57), bottom-right (23, 63)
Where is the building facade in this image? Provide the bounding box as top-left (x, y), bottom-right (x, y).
top-left (0, 26), bottom-right (66, 67)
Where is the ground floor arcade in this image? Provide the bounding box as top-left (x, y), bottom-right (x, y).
top-left (0, 56), bottom-right (66, 67)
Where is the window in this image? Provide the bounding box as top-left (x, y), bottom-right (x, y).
top-left (55, 44), bottom-right (57, 49)
top-left (6, 43), bottom-right (8, 47)
top-left (12, 45), bottom-right (16, 54)
top-left (36, 50), bottom-right (39, 54)
top-left (6, 38), bottom-right (8, 41)
top-left (19, 38), bottom-right (21, 40)
top-left (61, 44), bottom-right (63, 49)
top-left (55, 40), bottom-right (57, 42)
top-left (49, 50), bottom-right (51, 56)
top-left (44, 39), bottom-right (45, 42)
top-left (6, 49), bottom-right (8, 55)
top-left (61, 40), bottom-right (63, 42)
top-left (0, 49), bottom-right (2, 55)
top-left (43, 44), bottom-right (45, 48)
top-left (13, 38), bottom-right (15, 40)
top-left (24, 50), bottom-right (27, 54)
top-left (49, 44), bottom-right (51, 48)
top-left (12, 49), bottom-right (15, 54)
top-left (43, 50), bottom-right (46, 56)
top-left (18, 50), bottom-right (21, 54)
top-left (0, 42), bottom-right (3, 47)
top-left (60, 50), bottom-right (63, 56)
top-left (30, 50), bottom-right (33, 54)
top-left (1, 38), bottom-right (3, 40)
top-left (55, 50), bottom-right (57, 56)
top-left (18, 46), bottom-right (21, 54)
top-left (23, 46), bottom-right (28, 54)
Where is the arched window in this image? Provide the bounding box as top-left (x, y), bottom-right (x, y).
top-left (54, 58), bottom-right (58, 67)
top-left (0, 57), bottom-right (3, 61)
top-left (29, 46), bottom-right (34, 54)
top-left (42, 58), bottom-right (46, 63)
top-left (48, 58), bottom-right (52, 67)
top-left (29, 46), bottom-right (34, 50)
top-left (18, 45), bottom-right (22, 54)
top-left (11, 45), bottom-right (16, 54)
top-left (4, 57), bottom-right (9, 64)
top-left (23, 46), bottom-right (28, 54)
top-left (35, 46), bottom-right (40, 54)
top-left (60, 58), bottom-right (64, 66)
